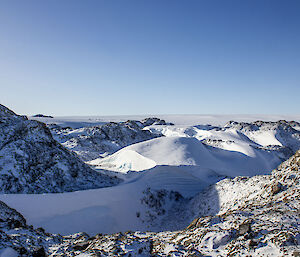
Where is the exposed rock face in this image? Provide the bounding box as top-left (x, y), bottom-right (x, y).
top-left (0, 104), bottom-right (121, 193)
top-left (0, 200), bottom-right (26, 229)
top-left (50, 118), bottom-right (166, 161)
top-left (141, 117), bottom-right (174, 126)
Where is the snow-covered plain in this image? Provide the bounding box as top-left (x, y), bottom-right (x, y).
top-left (1, 115), bottom-right (300, 238)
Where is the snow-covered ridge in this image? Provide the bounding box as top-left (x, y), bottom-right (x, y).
top-left (224, 120), bottom-right (300, 150)
top-left (48, 118), bottom-right (168, 161)
top-left (0, 104), bottom-right (121, 193)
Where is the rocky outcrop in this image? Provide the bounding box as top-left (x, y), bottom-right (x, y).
top-left (0, 200), bottom-right (62, 256)
top-left (141, 117), bottom-right (174, 126)
top-left (224, 120), bottom-right (300, 152)
top-left (32, 114), bottom-right (54, 118)
top-left (0, 104), bottom-right (121, 193)
top-left (50, 118), bottom-right (166, 161)
top-left (0, 200), bottom-right (26, 229)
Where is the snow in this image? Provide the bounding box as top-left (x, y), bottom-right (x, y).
top-left (246, 130), bottom-right (282, 146)
top-left (0, 248), bottom-right (19, 257)
top-left (0, 164), bottom-right (206, 235)
top-left (89, 149), bottom-right (156, 173)
top-left (91, 134), bottom-right (284, 177)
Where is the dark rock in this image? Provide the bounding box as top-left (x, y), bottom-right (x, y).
top-left (31, 246), bottom-right (46, 257)
top-left (271, 182), bottom-right (283, 195)
top-left (292, 251), bottom-right (300, 257)
top-left (17, 246), bottom-right (27, 255)
top-left (238, 221), bottom-right (251, 235)
top-left (73, 242), bottom-right (90, 251)
top-left (244, 231), bottom-right (256, 239)
top-left (7, 218), bottom-right (23, 229)
top-left (36, 227), bottom-right (46, 234)
top-left (249, 239), bottom-right (258, 248)
top-left (33, 114), bottom-right (54, 118)
top-left (0, 201), bottom-right (27, 229)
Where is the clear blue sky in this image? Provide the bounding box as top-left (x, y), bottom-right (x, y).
top-left (1, 0), bottom-right (299, 116)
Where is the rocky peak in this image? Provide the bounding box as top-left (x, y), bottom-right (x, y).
top-left (224, 120), bottom-right (300, 132)
top-left (0, 104), bottom-right (121, 193)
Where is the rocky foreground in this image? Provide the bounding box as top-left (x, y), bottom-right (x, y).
top-left (0, 150), bottom-right (299, 256)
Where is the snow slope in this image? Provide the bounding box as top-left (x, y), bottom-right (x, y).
top-left (0, 165), bottom-right (206, 235)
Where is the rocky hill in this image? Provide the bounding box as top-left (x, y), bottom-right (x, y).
top-left (224, 120), bottom-right (300, 152)
top-left (0, 104), bottom-right (121, 193)
top-left (49, 118), bottom-right (167, 161)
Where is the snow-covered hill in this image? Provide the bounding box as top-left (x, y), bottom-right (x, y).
top-left (89, 121), bottom-right (299, 176)
top-left (224, 120), bottom-right (300, 151)
top-left (0, 104), bottom-right (120, 193)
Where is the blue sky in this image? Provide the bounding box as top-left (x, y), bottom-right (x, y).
top-left (1, 0), bottom-right (299, 115)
